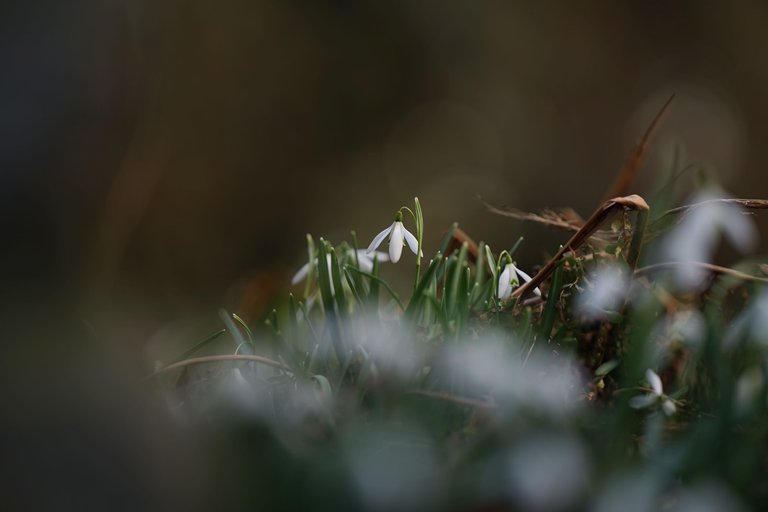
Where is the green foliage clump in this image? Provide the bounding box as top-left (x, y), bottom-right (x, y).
top-left (155, 190), bottom-right (768, 511)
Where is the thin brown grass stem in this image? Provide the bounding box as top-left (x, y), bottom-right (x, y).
top-left (658, 198), bottom-right (768, 219)
top-left (634, 262), bottom-right (768, 284)
top-left (601, 94), bottom-right (675, 202)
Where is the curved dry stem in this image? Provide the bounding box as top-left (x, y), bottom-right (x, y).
top-left (149, 354), bottom-right (291, 378)
top-left (635, 261), bottom-right (768, 284)
top-left (512, 195), bottom-right (650, 300)
top-left (601, 94), bottom-right (674, 202)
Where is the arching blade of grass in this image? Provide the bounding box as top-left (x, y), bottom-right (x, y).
top-left (349, 231), bottom-right (367, 295)
top-left (231, 312), bottom-right (254, 344)
top-left (287, 293), bottom-right (299, 337)
top-left (405, 253), bottom-right (443, 319)
top-left (316, 239), bottom-right (345, 366)
top-left (474, 241), bottom-right (487, 288)
top-left (508, 236), bottom-right (524, 257)
top-left (316, 239), bottom-right (336, 316)
top-left (343, 268), bottom-right (366, 308)
top-left (444, 243), bottom-right (468, 319)
top-left (368, 257), bottom-right (380, 309)
top-left (219, 308), bottom-right (252, 355)
top-left (438, 223), bottom-right (458, 256)
top-left (455, 265), bottom-right (471, 335)
top-left (165, 328), bottom-right (226, 365)
top-left (329, 248), bottom-right (348, 320)
top-left (539, 260), bottom-right (564, 341)
top-left (346, 266), bottom-right (403, 311)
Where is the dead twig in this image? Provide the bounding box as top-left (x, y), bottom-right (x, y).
top-left (512, 195), bottom-right (650, 300)
top-left (657, 198), bottom-right (768, 219)
top-left (634, 261), bottom-right (768, 284)
top-left (148, 354), bottom-right (291, 378)
top-left (601, 94), bottom-right (675, 202)
top-left (482, 199), bottom-right (585, 232)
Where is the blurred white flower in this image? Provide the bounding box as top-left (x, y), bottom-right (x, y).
top-left (366, 212), bottom-right (421, 263)
top-left (734, 367), bottom-right (764, 416)
top-left (442, 335), bottom-right (582, 417)
top-left (724, 290), bottom-right (768, 350)
top-left (291, 249), bottom-right (389, 285)
top-left (665, 481), bottom-right (748, 512)
top-left (667, 309), bottom-right (706, 346)
top-left (576, 264), bottom-right (630, 319)
top-left (661, 189), bottom-right (757, 290)
top-left (347, 426), bottom-right (440, 512)
top-left (352, 249), bottom-right (390, 273)
top-left (496, 263), bottom-right (541, 300)
top-left (507, 434), bottom-right (590, 511)
top-left (629, 369), bottom-right (676, 416)
top-left (291, 253), bottom-right (331, 286)
top-left (591, 471), bottom-right (660, 512)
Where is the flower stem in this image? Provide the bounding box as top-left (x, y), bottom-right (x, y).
top-left (413, 197), bottom-right (424, 291)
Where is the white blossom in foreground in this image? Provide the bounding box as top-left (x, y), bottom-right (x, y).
top-left (494, 262), bottom-right (541, 300)
top-left (629, 369), bottom-right (676, 416)
top-left (575, 264), bottom-right (630, 319)
top-left (366, 212), bottom-right (421, 263)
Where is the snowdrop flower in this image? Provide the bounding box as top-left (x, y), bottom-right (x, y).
top-left (353, 249), bottom-right (390, 273)
top-left (291, 250), bottom-right (389, 285)
top-left (575, 264), bottom-right (630, 319)
top-left (292, 253), bottom-right (332, 286)
top-left (496, 263), bottom-right (541, 300)
top-left (629, 369), bottom-right (676, 416)
top-left (661, 188), bottom-right (757, 290)
top-left (366, 211), bottom-right (421, 263)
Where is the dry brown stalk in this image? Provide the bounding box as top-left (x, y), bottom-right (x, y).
top-left (634, 261), bottom-right (768, 284)
top-left (658, 198), bottom-right (768, 218)
top-left (482, 199), bottom-right (584, 232)
top-left (512, 195), bottom-right (650, 300)
top-left (601, 94), bottom-right (675, 202)
top-left (149, 354), bottom-right (291, 378)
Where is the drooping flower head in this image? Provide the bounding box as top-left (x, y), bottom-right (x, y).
top-left (366, 211), bottom-right (421, 263)
top-left (629, 369), bottom-right (677, 416)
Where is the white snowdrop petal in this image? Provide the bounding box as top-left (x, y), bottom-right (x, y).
top-left (662, 399), bottom-right (677, 416)
top-left (498, 279), bottom-right (510, 300)
top-left (291, 262), bottom-right (312, 285)
top-left (499, 264), bottom-right (512, 287)
top-left (512, 266), bottom-right (541, 296)
top-left (357, 254), bottom-right (374, 273)
top-left (514, 265), bottom-right (533, 283)
top-left (402, 226), bottom-right (421, 256)
top-left (485, 248), bottom-right (496, 278)
top-left (646, 369), bottom-right (663, 396)
top-left (629, 394), bottom-right (656, 409)
top-left (367, 223), bottom-right (394, 253)
top-left (361, 249), bottom-right (390, 263)
top-left (720, 204), bottom-right (757, 253)
top-left (497, 267), bottom-right (512, 299)
top-left (390, 222), bottom-right (404, 263)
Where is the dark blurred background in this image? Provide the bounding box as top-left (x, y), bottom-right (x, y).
top-left (5, 0), bottom-right (768, 333)
top-left (3, 1), bottom-right (768, 507)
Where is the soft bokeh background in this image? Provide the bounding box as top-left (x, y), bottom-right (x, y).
top-left (4, 1), bottom-right (768, 508)
top-left (6, 1), bottom-right (768, 331)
